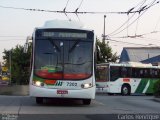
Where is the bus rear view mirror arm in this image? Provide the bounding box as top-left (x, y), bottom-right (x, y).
top-left (24, 36), bottom-right (32, 53)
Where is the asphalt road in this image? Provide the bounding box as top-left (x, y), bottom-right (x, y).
top-left (0, 95), bottom-right (160, 120)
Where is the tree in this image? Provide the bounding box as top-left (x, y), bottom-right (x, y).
top-left (96, 38), bottom-right (119, 63)
top-left (3, 44), bottom-right (31, 85)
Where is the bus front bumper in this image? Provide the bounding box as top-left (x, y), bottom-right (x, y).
top-left (29, 85), bottom-right (96, 99)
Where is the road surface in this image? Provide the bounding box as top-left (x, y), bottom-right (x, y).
top-left (0, 95), bottom-right (160, 120)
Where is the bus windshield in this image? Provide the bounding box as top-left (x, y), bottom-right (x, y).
top-left (96, 65), bottom-right (109, 82)
top-left (34, 39), bottom-right (93, 80)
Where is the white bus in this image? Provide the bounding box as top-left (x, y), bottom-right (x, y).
top-left (26, 20), bottom-right (96, 105)
top-left (96, 62), bottom-right (160, 95)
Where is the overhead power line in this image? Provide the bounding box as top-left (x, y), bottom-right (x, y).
top-left (75, 0), bottom-right (84, 21)
top-left (0, 39), bottom-right (26, 41)
top-left (106, 38), bottom-right (157, 47)
top-left (64, 0), bottom-right (70, 9)
top-left (0, 36), bottom-right (26, 37)
top-left (0, 3), bottom-right (156, 15)
top-left (108, 0), bottom-right (159, 37)
top-left (0, 36), bottom-right (26, 41)
top-left (63, 0), bottom-right (71, 20)
top-left (110, 0), bottom-right (147, 36)
top-left (109, 31), bottom-right (160, 39)
top-left (154, 15), bottom-right (160, 31)
top-left (108, 0), bottom-right (159, 36)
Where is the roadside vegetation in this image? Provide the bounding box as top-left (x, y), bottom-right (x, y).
top-left (96, 38), bottom-right (119, 63)
top-left (2, 43), bottom-right (32, 85)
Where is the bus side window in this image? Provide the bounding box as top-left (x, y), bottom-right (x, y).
top-left (121, 67), bottom-right (131, 78)
top-left (96, 66), bottom-right (108, 82)
top-left (140, 69), bottom-right (144, 78)
top-left (144, 69), bottom-right (149, 78)
top-left (139, 68), bottom-right (149, 78)
top-left (121, 67), bottom-right (127, 78)
top-left (132, 68), bottom-right (140, 78)
top-left (149, 69), bottom-right (154, 78)
top-left (132, 68), bottom-right (136, 78)
top-left (110, 66), bottom-right (120, 81)
top-left (155, 69), bottom-right (158, 78)
top-left (152, 69), bottom-right (159, 78)
top-left (158, 69), bottom-right (160, 78)
top-left (126, 67), bottom-right (131, 77)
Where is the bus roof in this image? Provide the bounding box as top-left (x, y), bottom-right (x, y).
top-left (37, 20), bottom-right (89, 30)
top-left (97, 62), bottom-right (160, 69)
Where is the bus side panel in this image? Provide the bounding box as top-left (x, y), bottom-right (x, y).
top-left (129, 78), bottom-right (141, 93)
top-left (107, 78), bottom-right (141, 94)
top-left (133, 78), bottom-right (159, 94)
top-left (107, 78), bottom-right (157, 94)
top-left (96, 82), bottom-right (109, 93)
top-left (107, 80), bottom-right (121, 93)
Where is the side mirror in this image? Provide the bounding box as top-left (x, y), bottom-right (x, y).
top-left (23, 43), bottom-right (29, 53)
top-left (23, 36), bottom-right (32, 53)
top-left (96, 45), bottom-right (102, 61)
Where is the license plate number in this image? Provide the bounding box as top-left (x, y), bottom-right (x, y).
top-left (57, 90), bottom-right (68, 94)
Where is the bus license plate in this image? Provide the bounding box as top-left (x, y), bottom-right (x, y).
top-left (57, 90), bottom-right (68, 94)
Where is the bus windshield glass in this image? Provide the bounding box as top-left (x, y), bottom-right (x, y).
top-left (34, 29), bottom-right (93, 80)
top-left (96, 65), bottom-right (109, 82)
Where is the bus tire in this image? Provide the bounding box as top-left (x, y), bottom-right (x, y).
top-left (121, 84), bottom-right (131, 96)
top-left (36, 97), bottom-right (43, 104)
top-left (82, 99), bottom-right (91, 105)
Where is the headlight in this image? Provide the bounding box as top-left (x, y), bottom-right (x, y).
top-left (33, 81), bottom-right (44, 87)
top-left (81, 83), bottom-right (92, 89)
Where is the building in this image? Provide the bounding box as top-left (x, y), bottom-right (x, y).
top-left (119, 47), bottom-right (160, 65)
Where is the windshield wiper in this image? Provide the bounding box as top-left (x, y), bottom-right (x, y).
top-left (69, 41), bottom-right (80, 53)
top-left (48, 39), bottom-right (61, 52)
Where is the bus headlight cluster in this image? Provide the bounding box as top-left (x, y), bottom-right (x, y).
top-left (81, 83), bottom-right (92, 89)
top-left (33, 81), bottom-right (44, 87)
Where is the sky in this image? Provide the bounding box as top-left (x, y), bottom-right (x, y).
top-left (0, 0), bottom-right (160, 61)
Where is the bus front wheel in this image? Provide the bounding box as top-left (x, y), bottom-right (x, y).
top-left (36, 97), bottom-right (43, 104)
top-left (82, 99), bottom-right (91, 105)
top-left (121, 85), bottom-right (131, 96)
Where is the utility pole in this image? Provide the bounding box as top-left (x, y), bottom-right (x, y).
top-left (9, 50), bottom-right (11, 85)
top-left (103, 15), bottom-right (106, 42)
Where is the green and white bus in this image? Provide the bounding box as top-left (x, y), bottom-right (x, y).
top-left (96, 62), bottom-right (160, 95)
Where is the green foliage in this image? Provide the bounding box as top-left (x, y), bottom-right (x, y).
top-left (96, 38), bottom-right (119, 63)
top-left (3, 43), bottom-right (31, 85)
top-left (153, 79), bottom-right (160, 97)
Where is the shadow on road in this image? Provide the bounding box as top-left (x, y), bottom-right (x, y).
top-left (36, 98), bottom-right (86, 107)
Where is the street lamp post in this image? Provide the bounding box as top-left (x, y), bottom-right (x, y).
top-left (103, 15), bottom-right (106, 42)
top-left (9, 50), bottom-right (11, 85)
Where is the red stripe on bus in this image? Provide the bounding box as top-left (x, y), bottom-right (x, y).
top-left (36, 70), bottom-right (90, 79)
top-left (123, 78), bottom-right (130, 82)
top-left (44, 80), bottom-right (57, 85)
top-left (64, 74), bottom-right (90, 79)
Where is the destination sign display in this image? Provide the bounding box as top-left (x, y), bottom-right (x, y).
top-left (41, 32), bottom-right (87, 39)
